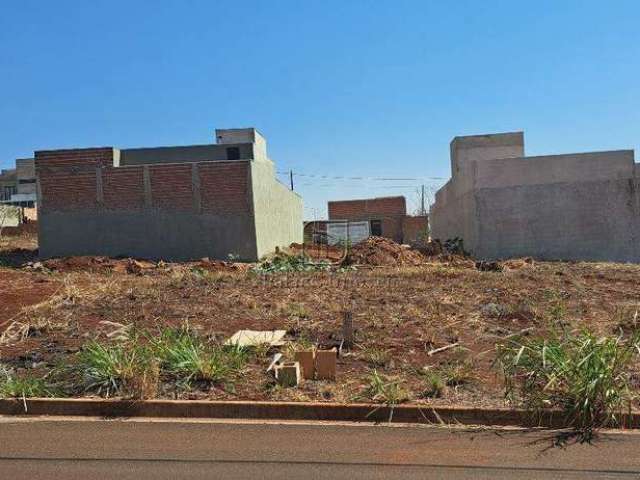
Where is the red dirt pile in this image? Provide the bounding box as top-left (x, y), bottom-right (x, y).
top-left (346, 236), bottom-right (426, 266)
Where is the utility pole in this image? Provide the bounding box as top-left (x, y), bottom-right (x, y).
top-left (420, 184), bottom-right (425, 216)
top-left (289, 170), bottom-right (294, 191)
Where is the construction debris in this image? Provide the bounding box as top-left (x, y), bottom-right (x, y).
top-left (275, 361), bottom-right (301, 387)
top-left (427, 342), bottom-right (460, 356)
top-left (294, 350), bottom-right (316, 380)
top-left (345, 236), bottom-right (426, 266)
top-left (315, 348), bottom-right (337, 380)
top-left (225, 330), bottom-right (287, 347)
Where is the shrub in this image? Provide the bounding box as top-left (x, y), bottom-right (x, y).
top-left (497, 329), bottom-right (640, 441)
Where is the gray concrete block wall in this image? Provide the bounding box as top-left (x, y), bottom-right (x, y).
top-left (431, 133), bottom-right (640, 262)
top-left (39, 211), bottom-right (257, 261)
top-left (250, 160), bottom-right (303, 259)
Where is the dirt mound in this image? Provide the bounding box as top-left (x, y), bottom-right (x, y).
top-left (39, 256), bottom-right (157, 274)
top-left (346, 236), bottom-right (426, 266)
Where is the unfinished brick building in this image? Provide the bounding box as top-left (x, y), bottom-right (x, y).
top-left (327, 196), bottom-right (428, 244)
top-left (35, 128), bottom-right (302, 261)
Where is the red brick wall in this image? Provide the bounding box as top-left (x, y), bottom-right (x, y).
top-left (150, 164), bottom-right (193, 211)
top-left (199, 162), bottom-right (250, 214)
top-left (328, 196), bottom-right (406, 219)
top-left (36, 148), bottom-right (113, 212)
top-left (36, 148), bottom-right (251, 215)
top-left (402, 215), bottom-right (428, 244)
top-left (103, 166), bottom-right (145, 210)
top-left (328, 196), bottom-right (407, 242)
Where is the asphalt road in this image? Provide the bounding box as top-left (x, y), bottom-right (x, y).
top-left (1, 417), bottom-right (640, 479)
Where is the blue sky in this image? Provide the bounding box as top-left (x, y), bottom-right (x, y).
top-left (1, 1), bottom-right (639, 219)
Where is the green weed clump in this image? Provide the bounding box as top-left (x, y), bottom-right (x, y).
top-left (152, 327), bottom-right (249, 387)
top-left (78, 340), bottom-right (158, 398)
top-left (360, 370), bottom-right (409, 406)
top-left (497, 329), bottom-right (640, 441)
top-left (0, 368), bottom-right (56, 399)
top-left (252, 254), bottom-right (330, 274)
top-left (77, 326), bottom-right (249, 398)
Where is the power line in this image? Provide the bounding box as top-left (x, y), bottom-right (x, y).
top-left (276, 170), bottom-right (446, 181)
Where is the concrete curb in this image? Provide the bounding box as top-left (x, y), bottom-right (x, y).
top-left (1, 398), bottom-right (640, 428)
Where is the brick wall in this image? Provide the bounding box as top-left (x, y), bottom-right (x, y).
top-left (328, 196), bottom-right (406, 219)
top-left (402, 215), bottom-right (428, 244)
top-left (328, 196), bottom-right (407, 242)
top-left (36, 147), bottom-right (251, 215)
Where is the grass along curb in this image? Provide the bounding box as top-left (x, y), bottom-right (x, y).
top-left (2, 398), bottom-right (640, 429)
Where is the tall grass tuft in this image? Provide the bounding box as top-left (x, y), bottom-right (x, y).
top-left (78, 339), bottom-right (158, 398)
top-left (151, 327), bottom-right (249, 387)
top-left (497, 329), bottom-right (640, 441)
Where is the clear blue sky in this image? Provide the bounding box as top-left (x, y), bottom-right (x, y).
top-left (1, 1), bottom-right (639, 219)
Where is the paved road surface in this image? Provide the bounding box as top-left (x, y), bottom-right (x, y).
top-left (1, 416), bottom-right (639, 479)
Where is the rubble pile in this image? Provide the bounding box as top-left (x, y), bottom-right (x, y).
top-left (345, 236), bottom-right (426, 266)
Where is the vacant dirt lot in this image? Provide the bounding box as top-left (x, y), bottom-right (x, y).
top-left (1, 232), bottom-right (639, 407)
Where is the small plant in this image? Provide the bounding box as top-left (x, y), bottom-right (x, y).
top-left (497, 329), bottom-right (640, 441)
top-left (252, 253), bottom-right (330, 274)
top-left (361, 347), bottom-right (392, 368)
top-left (360, 370), bottom-right (409, 406)
top-left (78, 339), bottom-right (158, 398)
top-left (152, 327), bottom-right (248, 387)
top-left (0, 368), bottom-right (56, 399)
top-left (438, 359), bottom-right (475, 387)
top-left (421, 370), bottom-right (446, 398)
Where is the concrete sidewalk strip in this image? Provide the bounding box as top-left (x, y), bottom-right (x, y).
top-left (1, 398), bottom-right (640, 429)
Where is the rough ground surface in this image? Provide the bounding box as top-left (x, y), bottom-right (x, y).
top-left (346, 236), bottom-right (426, 266)
top-left (1, 232), bottom-right (640, 407)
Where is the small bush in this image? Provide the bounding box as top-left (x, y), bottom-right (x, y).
top-left (497, 329), bottom-right (640, 441)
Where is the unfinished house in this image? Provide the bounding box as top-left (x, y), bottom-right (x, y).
top-left (327, 196), bottom-right (428, 244)
top-left (35, 128), bottom-right (303, 261)
top-left (0, 158), bottom-right (37, 226)
top-left (430, 132), bottom-right (640, 262)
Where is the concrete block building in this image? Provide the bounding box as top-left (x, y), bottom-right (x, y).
top-left (430, 132), bottom-right (640, 262)
top-left (327, 196), bottom-right (428, 244)
top-left (35, 128), bottom-right (302, 261)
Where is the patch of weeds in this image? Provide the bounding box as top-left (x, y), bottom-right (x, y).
top-left (152, 327), bottom-right (249, 388)
top-left (252, 254), bottom-right (330, 274)
top-left (359, 370), bottom-right (409, 405)
top-left (438, 360), bottom-right (475, 387)
top-left (0, 367), bottom-right (57, 398)
top-left (496, 328), bottom-right (640, 442)
top-left (78, 339), bottom-right (158, 399)
top-left (284, 302), bottom-right (309, 319)
top-left (420, 370), bottom-right (446, 398)
top-left (361, 347), bottom-right (392, 368)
